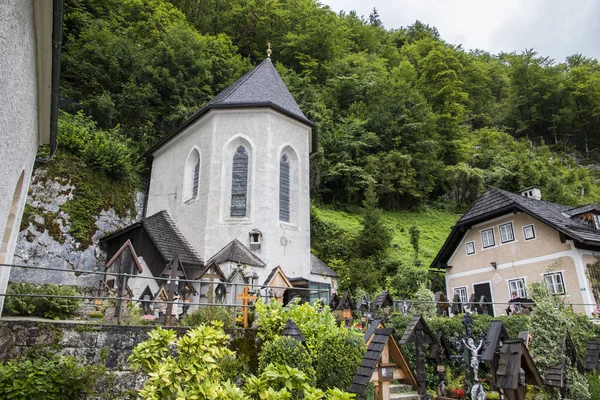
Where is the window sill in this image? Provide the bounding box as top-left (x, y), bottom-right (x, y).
top-left (224, 217), bottom-right (252, 225)
top-left (279, 221), bottom-right (299, 231)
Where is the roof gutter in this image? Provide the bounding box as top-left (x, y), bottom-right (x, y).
top-left (37, 0), bottom-right (64, 163)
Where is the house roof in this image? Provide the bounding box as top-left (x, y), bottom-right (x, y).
top-left (282, 319), bottom-right (306, 343)
top-left (263, 266), bottom-right (292, 288)
top-left (310, 254), bottom-right (338, 277)
top-left (337, 292), bottom-right (355, 311)
top-left (544, 333), bottom-right (584, 388)
top-left (373, 291), bottom-right (394, 309)
top-left (584, 340), bottom-right (600, 372)
top-left (482, 321), bottom-right (511, 362)
top-left (101, 210), bottom-right (204, 267)
top-left (349, 328), bottom-right (417, 394)
top-left (207, 239), bottom-right (266, 267)
top-left (105, 239), bottom-right (143, 273)
top-left (195, 261), bottom-right (227, 281)
top-left (147, 57), bottom-right (317, 156)
top-left (565, 203), bottom-right (600, 216)
top-left (399, 315), bottom-right (436, 345)
top-left (431, 187), bottom-right (600, 269)
top-left (495, 338), bottom-right (543, 389)
top-left (364, 319), bottom-right (384, 343)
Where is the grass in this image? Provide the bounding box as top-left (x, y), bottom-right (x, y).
top-left (314, 206), bottom-right (459, 268)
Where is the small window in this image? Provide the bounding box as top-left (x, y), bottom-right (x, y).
top-left (508, 278), bottom-right (527, 299)
top-left (523, 224), bottom-right (535, 240)
top-left (544, 272), bottom-right (565, 295)
top-left (465, 241), bottom-right (475, 255)
top-left (250, 233), bottom-right (260, 244)
top-left (454, 287), bottom-right (468, 304)
top-left (594, 214), bottom-right (600, 230)
top-left (481, 228), bottom-right (495, 248)
top-left (499, 223), bottom-right (515, 243)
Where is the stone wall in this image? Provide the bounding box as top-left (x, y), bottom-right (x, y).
top-left (0, 319), bottom-right (258, 399)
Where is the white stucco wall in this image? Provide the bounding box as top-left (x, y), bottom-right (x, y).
top-left (147, 108), bottom-right (312, 285)
top-left (445, 212), bottom-right (598, 316)
top-left (0, 0), bottom-right (42, 307)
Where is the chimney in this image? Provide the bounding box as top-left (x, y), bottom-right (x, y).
top-left (521, 187), bottom-right (542, 201)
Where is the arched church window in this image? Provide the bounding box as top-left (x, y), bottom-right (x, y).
top-left (183, 149), bottom-right (200, 203)
top-left (279, 155), bottom-right (290, 222)
top-left (230, 146), bottom-right (248, 217)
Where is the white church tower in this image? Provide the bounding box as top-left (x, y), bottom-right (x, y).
top-left (143, 53), bottom-right (334, 292)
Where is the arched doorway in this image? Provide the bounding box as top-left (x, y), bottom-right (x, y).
top-left (0, 170), bottom-right (25, 265)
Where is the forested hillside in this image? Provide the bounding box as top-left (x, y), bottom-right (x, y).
top-left (46, 0), bottom-right (600, 294)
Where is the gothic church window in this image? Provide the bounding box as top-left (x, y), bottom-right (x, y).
top-left (183, 149), bottom-right (200, 203)
top-left (279, 155), bottom-right (290, 222)
top-left (231, 146), bottom-right (249, 217)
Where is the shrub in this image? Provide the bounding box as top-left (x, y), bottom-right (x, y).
top-left (59, 110), bottom-right (136, 179)
top-left (258, 336), bottom-right (315, 384)
top-left (410, 283), bottom-right (436, 318)
top-left (0, 355), bottom-right (104, 399)
top-left (3, 283), bottom-right (81, 320)
top-left (180, 305), bottom-right (231, 327)
top-left (314, 328), bottom-right (365, 391)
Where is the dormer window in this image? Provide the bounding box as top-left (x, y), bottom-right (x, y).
top-left (249, 229), bottom-right (262, 248)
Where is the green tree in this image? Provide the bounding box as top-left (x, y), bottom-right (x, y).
top-left (356, 186), bottom-right (392, 258)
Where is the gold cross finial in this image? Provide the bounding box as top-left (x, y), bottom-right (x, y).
top-left (267, 42), bottom-right (272, 58)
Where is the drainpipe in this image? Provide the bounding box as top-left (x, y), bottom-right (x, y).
top-left (37, 0), bottom-right (64, 163)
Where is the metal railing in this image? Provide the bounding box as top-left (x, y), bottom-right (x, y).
top-left (0, 263), bottom-right (331, 327)
top-left (1, 263), bottom-right (599, 328)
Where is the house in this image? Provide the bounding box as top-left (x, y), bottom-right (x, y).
top-left (432, 187), bottom-right (600, 316)
top-left (0, 0), bottom-right (63, 310)
top-left (101, 51), bottom-right (336, 307)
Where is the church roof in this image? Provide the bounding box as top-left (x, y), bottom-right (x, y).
top-left (207, 239), bottom-right (266, 267)
top-left (101, 210), bottom-right (204, 267)
top-left (206, 58), bottom-right (308, 122)
top-left (310, 254), bottom-right (338, 277)
top-left (147, 57), bottom-right (316, 156)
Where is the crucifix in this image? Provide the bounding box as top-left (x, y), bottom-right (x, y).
top-left (237, 286), bottom-right (257, 328)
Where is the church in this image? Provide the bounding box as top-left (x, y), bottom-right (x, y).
top-left (100, 51), bottom-right (337, 309)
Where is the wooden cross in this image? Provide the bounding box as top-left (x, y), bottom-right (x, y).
top-left (237, 286), bottom-right (257, 328)
top-left (204, 266), bottom-right (220, 303)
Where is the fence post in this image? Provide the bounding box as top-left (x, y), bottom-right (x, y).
top-left (117, 272), bottom-right (127, 325)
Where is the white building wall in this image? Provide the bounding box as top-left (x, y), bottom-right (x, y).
top-left (0, 0), bottom-right (42, 305)
top-left (148, 108), bottom-right (312, 284)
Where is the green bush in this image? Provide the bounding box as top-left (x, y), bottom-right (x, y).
top-left (587, 373), bottom-right (600, 400)
top-left (258, 336), bottom-right (315, 384)
top-left (0, 355), bottom-right (104, 399)
top-left (4, 283), bottom-right (81, 320)
top-left (314, 328), bottom-right (365, 391)
top-left (180, 306), bottom-right (231, 327)
top-left (59, 110), bottom-right (136, 179)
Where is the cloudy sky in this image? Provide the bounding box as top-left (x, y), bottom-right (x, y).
top-left (320, 0), bottom-right (600, 62)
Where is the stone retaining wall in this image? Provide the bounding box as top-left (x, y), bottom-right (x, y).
top-left (0, 319), bottom-right (257, 399)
